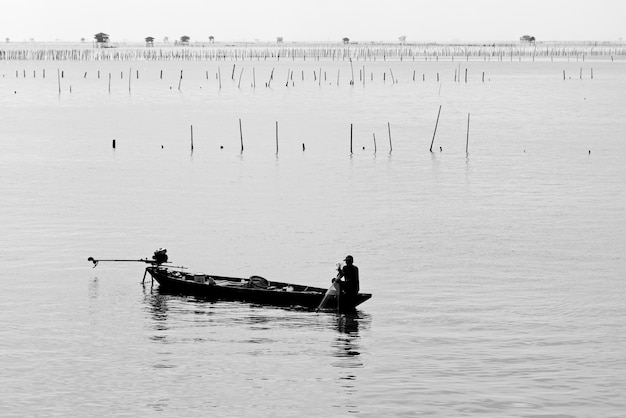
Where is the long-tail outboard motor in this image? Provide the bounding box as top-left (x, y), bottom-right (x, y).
top-left (152, 248), bottom-right (169, 265)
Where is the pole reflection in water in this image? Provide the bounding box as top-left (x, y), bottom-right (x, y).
top-left (143, 287), bottom-right (170, 337)
top-left (333, 312), bottom-right (369, 361)
top-left (88, 277), bottom-right (99, 300)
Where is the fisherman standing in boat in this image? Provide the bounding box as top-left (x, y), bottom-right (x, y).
top-left (335, 255), bottom-right (360, 303)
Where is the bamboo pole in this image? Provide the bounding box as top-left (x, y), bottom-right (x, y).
top-left (466, 113), bottom-right (470, 154)
top-left (239, 118), bottom-right (244, 152)
top-left (429, 105), bottom-right (442, 153)
top-left (349, 58), bottom-right (354, 85)
top-left (350, 123), bottom-right (353, 154)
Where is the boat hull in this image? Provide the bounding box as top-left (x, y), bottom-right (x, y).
top-left (146, 267), bottom-right (371, 311)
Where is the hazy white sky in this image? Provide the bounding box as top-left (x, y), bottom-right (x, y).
top-left (2, 0), bottom-right (624, 43)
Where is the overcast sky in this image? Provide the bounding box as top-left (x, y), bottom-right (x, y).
top-left (2, 0), bottom-right (624, 43)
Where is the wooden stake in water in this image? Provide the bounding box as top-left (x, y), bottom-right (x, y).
top-left (128, 68), bottom-right (132, 92)
top-left (349, 58), bottom-right (355, 85)
top-left (388, 122), bottom-right (392, 153)
top-left (178, 70), bottom-right (183, 90)
top-left (238, 67), bottom-right (244, 88)
top-left (218, 67), bottom-right (222, 89)
top-left (239, 118), bottom-right (244, 153)
top-left (373, 133), bottom-right (377, 153)
top-left (108, 73), bottom-right (111, 93)
top-left (57, 68), bottom-right (61, 94)
top-left (350, 123), bottom-right (353, 154)
top-left (190, 125), bottom-right (194, 152)
top-left (466, 113), bottom-right (470, 154)
top-left (429, 105), bottom-right (442, 153)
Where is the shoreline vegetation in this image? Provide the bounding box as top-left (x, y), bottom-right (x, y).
top-left (1, 41), bottom-right (625, 61)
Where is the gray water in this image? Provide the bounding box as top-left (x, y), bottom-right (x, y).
top-left (1, 56), bottom-right (625, 417)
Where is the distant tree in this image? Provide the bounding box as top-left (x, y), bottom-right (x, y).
top-left (30, 38), bottom-right (35, 42)
top-left (342, 37), bottom-right (350, 44)
top-left (163, 36), bottom-right (169, 43)
top-left (80, 37), bottom-right (85, 43)
top-left (520, 35), bottom-right (536, 44)
top-left (180, 35), bottom-right (190, 45)
top-left (5, 38), bottom-right (9, 43)
top-left (276, 36), bottom-right (283, 44)
top-left (398, 35), bottom-right (407, 44)
top-left (209, 35), bottom-right (214, 43)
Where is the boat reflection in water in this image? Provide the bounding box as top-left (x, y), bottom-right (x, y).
top-left (140, 287), bottom-right (371, 414)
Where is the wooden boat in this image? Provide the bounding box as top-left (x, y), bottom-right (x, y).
top-left (145, 266), bottom-right (372, 311)
top-left (88, 249), bottom-right (372, 312)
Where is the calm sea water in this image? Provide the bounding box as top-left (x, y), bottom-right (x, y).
top-left (1, 55), bottom-right (625, 417)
